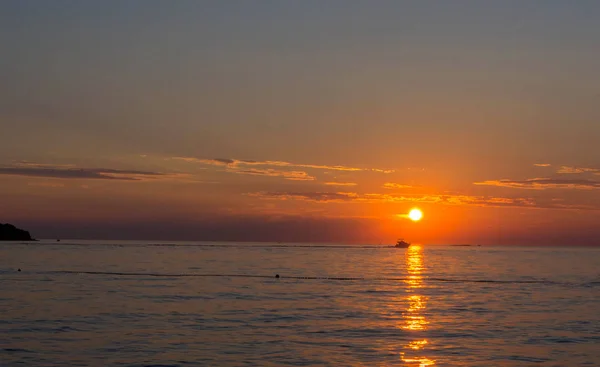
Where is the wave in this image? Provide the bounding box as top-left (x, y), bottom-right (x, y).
top-left (27, 270), bottom-right (597, 287)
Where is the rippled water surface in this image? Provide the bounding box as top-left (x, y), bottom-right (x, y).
top-left (1, 241), bottom-right (599, 366)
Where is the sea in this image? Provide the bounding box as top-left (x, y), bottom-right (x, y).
top-left (1, 240), bottom-right (599, 366)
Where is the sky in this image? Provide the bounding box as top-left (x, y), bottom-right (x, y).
top-left (1, 1), bottom-right (600, 245)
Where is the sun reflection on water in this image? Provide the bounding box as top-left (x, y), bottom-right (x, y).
top-left (400, 245), bottom-right (436, 366)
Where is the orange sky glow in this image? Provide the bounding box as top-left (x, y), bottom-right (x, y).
top-left (1, 2), bottom-right (599, 245)
top-left (2, 157), bottom-right (600, 245)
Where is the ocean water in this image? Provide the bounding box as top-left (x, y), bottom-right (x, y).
top-left (1, 241), bottom-right (599, 366)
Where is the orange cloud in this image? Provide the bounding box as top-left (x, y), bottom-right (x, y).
top-left (324, 182), bottom-right (358, 186)
top-left (173, 157), bottom-right (235, 166)
top-left (234, 168), bottom-right (315, 181)
top-left (370, 168), bottom-right (396, 174)
top-left (247, 191), bottom-right (359, 202)
top-left (171, 157), bottom-right (315, 181)
top-left (474, 178), bottom-right (600, 190)
top-left (172, 156), bottom-right (394, 173)
top-left (13, 161), bottom-right (77, 169)
top-left (533, 163), bottom-right (551, 167)
top-left (383, 182), bottom-right (413, 189)
top-left (556, 166), bottom-right (599, 174)
top-left (248, 191), bottom-right (536, 208)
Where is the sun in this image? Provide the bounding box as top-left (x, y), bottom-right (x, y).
top-left (408, 208), bottom-right (423, 222)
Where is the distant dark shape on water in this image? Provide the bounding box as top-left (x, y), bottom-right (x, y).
top-left (0, 223), bottom-right (36, 241)
top-left (394, 238), bottom-right (411, 248)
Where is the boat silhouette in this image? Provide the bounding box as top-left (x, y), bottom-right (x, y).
top-left (395, 238), bottom-right (411, 248)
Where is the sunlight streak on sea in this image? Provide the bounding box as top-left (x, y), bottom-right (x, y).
top-left (1, 241), bottom-right (599, 366)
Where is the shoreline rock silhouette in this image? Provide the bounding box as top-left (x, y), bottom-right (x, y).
top-left (0, 223), bottom-right (36, 241)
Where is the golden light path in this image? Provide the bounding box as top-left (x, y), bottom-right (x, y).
top-left (400, 245), bottom-right (436, 366)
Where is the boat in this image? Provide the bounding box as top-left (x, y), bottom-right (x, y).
top-left (395, 238), bottom-right (411, 248)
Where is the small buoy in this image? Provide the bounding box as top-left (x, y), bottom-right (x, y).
top-left (275, 274), bottom-right (280, 278)
top-left (17, 268), bottom-right (21, 272)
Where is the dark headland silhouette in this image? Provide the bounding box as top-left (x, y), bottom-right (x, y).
top-left (0, 223), bottom-right (36, 241)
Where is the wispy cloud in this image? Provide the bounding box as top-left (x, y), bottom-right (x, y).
top-left (248, 191), bottom-right (359, 202)
top-left (172, 157), bottom-right (394, 173)
top-left (234, 168), bottom-right (315, 181)
top-left (13, 161), bottom-right (77, 169)
top-left (27, 182), bottom-right (65, 188)
top-left (474, 178), bottom-right (600, 190)
top-left (369, 168), bottom-right (396, 174)
top-left (556, 166), bottom-right (600, 174)
top-left (533, 163), bottom-right (551, 167)
top-left (324, 182), bottom-right (357, 186)
top-left (0, 165), bottom-right (181, 181)
top-left (248, 191), bottom-right (536, 208)
top-left (383, 182), bottom-right (413, 189)
top-left (175, 158), bottom-right (236, 166)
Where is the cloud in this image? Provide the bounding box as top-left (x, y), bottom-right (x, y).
top-left (324, 182), bottom-right (358, 186)
top-left (172, 156), bottom-right (394, 173)
top-left (234, 168), bottom-right (315, 181)
top-left (370, 168), bottom-right (396, 174)
top-left (533, 163), bottom-right (551, 167)
top-left (203, 158), bottom-right (237, 166)
top-left (383, 182), bottom-right (413, 189)
top-left (248, 191), bottom-right (536, 208)
top-left (0, 165), bottom-right (175, 181)
top-left (248, 191), bottom-right (359, 202)
top-left (363, 193), bottom-right (537, 207)
top-left (172, 156), bottom-right (390, 181)
top-left (247, 160), bottom-right (364, 172)
top-left (13, 161), bottom-right (77, 169)
top-left (556, 166), bottom-right (599, 174)
top-left (27, 182), bottom-right (65, 188)
top-left (474, 178), bottom-right (600, 190)
top-left (173, 157), bottom-right (234, 166)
